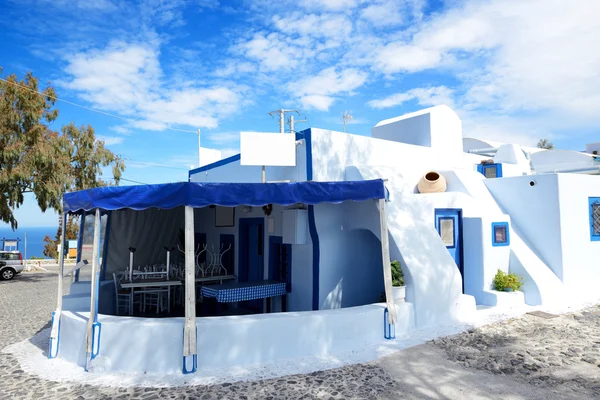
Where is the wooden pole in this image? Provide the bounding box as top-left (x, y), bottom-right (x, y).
top-left (378, 199), bottom-right (397, 324)
top-left (85, 209), bottom-right (102, 370)
top-left (183, 206), bottom-right (197, 373)
top-left (49, 212), bottom-right (67, 358)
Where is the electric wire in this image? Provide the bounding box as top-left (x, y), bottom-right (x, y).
top-left (0, 77), bottom-right (198, 134)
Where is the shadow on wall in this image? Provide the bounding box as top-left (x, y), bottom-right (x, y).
top-left (320, 229), bottom-right (384, 309)
top-left (344, 165), bottom-right (469, 328)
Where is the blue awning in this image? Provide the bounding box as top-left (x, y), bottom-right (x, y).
top-left (63, 179), bottom-right (386, 213)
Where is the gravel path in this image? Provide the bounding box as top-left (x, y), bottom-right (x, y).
top-left (1, 272), bottom-right (599, 399)
top-left (432, 308), bottom-right (600, 398)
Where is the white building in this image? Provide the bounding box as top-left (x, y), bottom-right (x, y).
top-left (52, 104), bottom-right (600, 374)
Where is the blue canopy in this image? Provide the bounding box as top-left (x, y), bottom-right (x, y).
top-left (63, 179), bottom-right (386, 213)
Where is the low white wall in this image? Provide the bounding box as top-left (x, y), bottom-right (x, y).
top-left (58, 301), bottom-right (416, 373)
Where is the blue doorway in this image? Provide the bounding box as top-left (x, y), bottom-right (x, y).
top-left (220, 234), bottom-right (235, 275)
top-left (434, 209), bottom-right (464, 289)
top-left (269, 236), bottom-right (292, 312)
top-left (238, 218), bottom-right (264, 311)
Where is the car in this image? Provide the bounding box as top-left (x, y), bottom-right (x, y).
top-left (0, 251), bottom-right (24, 280)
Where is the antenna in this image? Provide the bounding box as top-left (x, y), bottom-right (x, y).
top-left (342, 111), bottom-right (353, 133)
top-left (268, 109), bottom-right (298, 133)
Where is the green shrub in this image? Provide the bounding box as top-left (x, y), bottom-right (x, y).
top-left (493, 269), bottom-right (523, 291)
top-left (391, 260), bottom-right (404, 287)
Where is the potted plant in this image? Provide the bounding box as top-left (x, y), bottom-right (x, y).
top-left (493, 269), bottom-right (523, 292)
top-left (391, 260), bottom-right (406, 301)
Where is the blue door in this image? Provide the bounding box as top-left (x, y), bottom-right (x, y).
top-left (238, 218), bottom-right (264, 311)
top-left (220, 234), bottom-right (235, 275)
top-left (434, 209), bottom-right (464, 286)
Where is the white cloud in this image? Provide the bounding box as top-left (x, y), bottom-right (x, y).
top-left (300, 0), bottom-right (359, 12)
top-left (61, 41), bottom-right (241, 131)
top-left (205, 131), bottom-right (240, 144)
top-left (375, 43), bottom-right (442, 74)
top-left (368, 86), bottom-right (454, 109)
top-left (97, 135), bottom-right (125, 146)
top-left (288, 67), bottom-right (368, 111)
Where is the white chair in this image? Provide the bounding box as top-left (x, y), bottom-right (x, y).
top-left (138, 270), bottom-right (169, 314)
top-left (113, 273), bottom-right (141, 316)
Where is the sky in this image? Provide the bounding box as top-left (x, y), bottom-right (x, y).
top-left (1, 0), bottom-right (600, 227)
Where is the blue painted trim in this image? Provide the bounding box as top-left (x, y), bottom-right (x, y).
top-left (299, 128), bottom-right (320, 310)
top-left (188, 154), bottom-right (241, 180)
top-left (477, 163), bottom-right (503, 178)
top-left (308, 205), bottom-right (320, 310)
top-left (589, 198), bottom-right (600, 241)
top-left (75, 212), bottom-right (85, 282)
top-left (491, 222), bottom-right (510, 247)
top-left (100, 211), bottom-right (112, 281)
top-left (434, 208), bottom-right (464, 290)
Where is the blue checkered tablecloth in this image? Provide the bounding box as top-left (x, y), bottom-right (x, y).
top-left (201, 280), bottom-right (287, 303)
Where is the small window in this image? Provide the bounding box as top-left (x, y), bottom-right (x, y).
top-left (477, 163), bottom-right (503, 179)
top-left (492, 222), bottom-right (510, 246)
top-left (439, 218), bottom-right (455, 247)
top-left (589, 198), bottom-right (600, 241)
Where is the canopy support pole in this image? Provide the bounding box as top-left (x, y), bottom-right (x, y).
top-left (183, 206), bottom-right (197, 373)
top-left (378, 199), bottom-right (397, 327)
top-left (74, 212), bottom-right (85, 282)
top-left (48, 211), bottom-right (67, 358)
top-left (85, 209), bottom-right (102, 371)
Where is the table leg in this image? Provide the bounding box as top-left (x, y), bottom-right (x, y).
top-left (129, 290), bottom-right (133, 316)
top-left (167, 287), bottom-right (171, 313)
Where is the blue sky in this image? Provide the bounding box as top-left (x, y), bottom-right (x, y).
top-left (1, 0), bottom-right (600, 227)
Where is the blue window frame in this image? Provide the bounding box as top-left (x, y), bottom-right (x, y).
top-left (589, 197), bottom-right (600, 241)
top-left (492, 222), bottom-right (510, 246)
top-left (477, 163), bottom-right (503, 178)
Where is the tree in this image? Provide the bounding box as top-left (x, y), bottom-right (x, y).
top-left (537, 138), bottom-right (555, 150)
top-left (0, 68), bottom-right (125, 230)
top-left (43, 216), bottom-right (79, 259)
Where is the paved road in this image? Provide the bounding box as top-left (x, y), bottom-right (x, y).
top-left (0, 272), bottom-right (598, 399)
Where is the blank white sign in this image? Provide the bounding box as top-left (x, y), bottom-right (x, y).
top-left (240, 132), bottom-right (296, 166)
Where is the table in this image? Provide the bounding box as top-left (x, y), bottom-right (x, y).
top-left (200, 280), bottom-right (287, 306)
top-left (194, 275), bottom-right (236, 284)
top-left (121, 278), bottom-right (182, 315)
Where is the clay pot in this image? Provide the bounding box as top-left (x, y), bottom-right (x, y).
top-left (417, 171), bottom-right (447, 193)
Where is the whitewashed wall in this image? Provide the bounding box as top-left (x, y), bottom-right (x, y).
top-left (557, 174), bottom-right (600, 300)
top-left (372, 105), bottom-right (463, 157)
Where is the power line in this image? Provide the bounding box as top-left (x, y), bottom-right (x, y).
top-left (0, 77), bottom-right (198, 134)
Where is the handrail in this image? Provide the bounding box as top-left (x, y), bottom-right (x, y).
top-left (62, 260), bottom-right (89, 277)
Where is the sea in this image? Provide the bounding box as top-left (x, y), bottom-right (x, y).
top-left (0, 226), bottom-right (57, 259)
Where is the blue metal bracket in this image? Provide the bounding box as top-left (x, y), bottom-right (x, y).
top-left (182, 326), bottom-right (198, 374)
top-left (91, 322), bottom-right (102, 359)
top-left (384, 308), bottom-right (395, 340)
top-left (182, 354), bottom-right (198, 374)
top-left (48, 311), bottom-right (61, 359)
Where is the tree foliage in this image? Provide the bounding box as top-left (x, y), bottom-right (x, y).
top-left (0, 68), bottom-right (125, 230)
top-left (537, 138), bottom-right (555, 150)
top-left (43, 216), bottom-right (79, 259)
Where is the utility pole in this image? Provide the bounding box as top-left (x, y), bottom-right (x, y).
top-left (268, 109), bottom-right (299, 134)
top-left (197, 129), bottom-right (201, 168)
top-left (342, 111), bottom-right (353, 133)
top-left (288, 115), bottom-right (307, 133)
